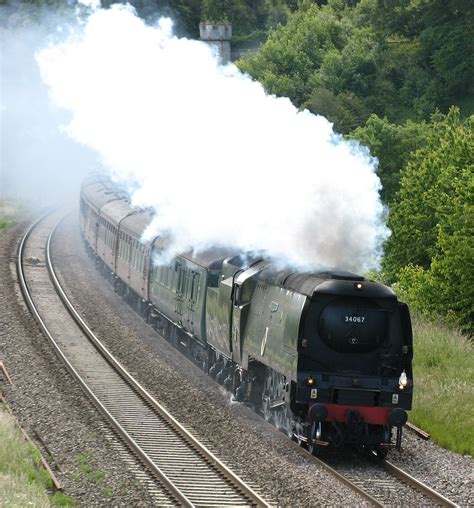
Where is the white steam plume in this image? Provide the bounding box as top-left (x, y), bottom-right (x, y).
top-left (37, 4), bottom-right (389, 272)
top-left (0, 4), bottom-right (96, 208)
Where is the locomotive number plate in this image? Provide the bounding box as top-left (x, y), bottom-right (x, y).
top-left (344, 316), bottom-right (366, 323)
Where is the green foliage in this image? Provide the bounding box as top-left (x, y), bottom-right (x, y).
top-left (51, 492), bottom-right (76, 506)
top-left (264, 0), bottom-right (293, 28)
top-left (0, 218), bottom-right (15, 234)
top-left (0, 201), bottom-right (21, 237)
top-left (239, 4), bottom-right (350, 104)
top-left (366, 0), bottom-right (474, 113)
top-left (76, 449), bottom-right (106, 483)
top-left (306, 88), bottom-right (370, 133)
top-left (200, 0), bottom-right (297, 36)
top-left (409, 315), bottom-right (474, 455)
top-left (349, 114), bottom-right (431, 202)
top-left (201, 0), bottom-right (233, 22)
top-left (238, 0), bottom-right (474, 132)
top-left (384, 108), bottom-right (473, 333)
top-left (418, 1), bottom-right (474, 100)
top-left (0, 410), bottom-right (58, 506)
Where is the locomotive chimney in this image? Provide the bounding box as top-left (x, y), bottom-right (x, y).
top-left (199, 22), bottom-right (232, 64)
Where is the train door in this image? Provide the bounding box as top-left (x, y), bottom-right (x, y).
top-left (185, 270), bottom-right (200, 336)
top-left (175, 260), bottom-right (186, 326)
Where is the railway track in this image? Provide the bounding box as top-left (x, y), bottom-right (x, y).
top-left (17, 209), bottom-right (271, 507)
top-left (17, 210), bottom-right (460, 507)
top-left (314, 452), bottom-right (459, 507)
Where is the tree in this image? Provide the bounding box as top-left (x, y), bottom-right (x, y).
top-left (201, 0), bottom-right (296, 36)
top-left (201, 0), bottom-right (233, 22)
top-left (238, 3), bottom-right (350, 105)
top-left (306, 88), bottom-right (369, 133)
top-left (366, 0), bottom-right (474, 110)
top-left (238, 0), bottom-right (473, 132)
top-left (349, 114), bottom-right (431, 203)
top-left (383, 108), bottom-right (473, 333)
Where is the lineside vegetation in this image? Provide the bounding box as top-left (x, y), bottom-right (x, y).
top-left (0, 406), bottom-right (74, 506)
top-left (409, 316), bottom-right (474, 456)
top-left (0, 201), bottom-right (21, 237)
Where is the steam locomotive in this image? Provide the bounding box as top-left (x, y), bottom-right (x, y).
top-left (80, 174), bottom-right (413, 457)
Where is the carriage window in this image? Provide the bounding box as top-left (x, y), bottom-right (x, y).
top-left (177, 266), bottom-right (184, 293)
top-left (190, 272), bottom-right (198, 302)
top-left (132, 240), bottom-right (137, 270)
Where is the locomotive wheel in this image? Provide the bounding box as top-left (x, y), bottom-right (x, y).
top-left (307, 422), bottom-right (320, 456)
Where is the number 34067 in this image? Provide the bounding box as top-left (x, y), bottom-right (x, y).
top-left (345, 316), bottom-right (365, 323)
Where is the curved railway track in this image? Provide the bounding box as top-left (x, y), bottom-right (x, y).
top-left (17, 210), bottom-right (271, 507)
top-left (17, 210), bottom-right (460, 507)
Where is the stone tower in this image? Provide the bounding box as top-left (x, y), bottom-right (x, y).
top-left (199, 22), bottom-right (232, 64)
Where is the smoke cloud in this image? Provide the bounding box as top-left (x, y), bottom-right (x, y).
top-left (36, 4), bottom-right (388, 272)
top-left (0, 4), bottom-right (96, 208)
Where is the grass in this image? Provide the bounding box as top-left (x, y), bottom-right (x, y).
top-left (0, 406), bottom-right (75, 506)
top-left (0, 217), bottom-right (16, 235)
top-left (76, 449), bottom-right (106, 483)
top-left (0, 199), bottom-right (22, 237)
top-left (410, 314), bottom-right (474, 456)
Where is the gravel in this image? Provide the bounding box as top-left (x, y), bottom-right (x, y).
top-left (0, 221), bottom-right (165, 507)
top-left (389, 431), bottom-right (474, 505)
top-left (1, 211), bottom-right (472, 507)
